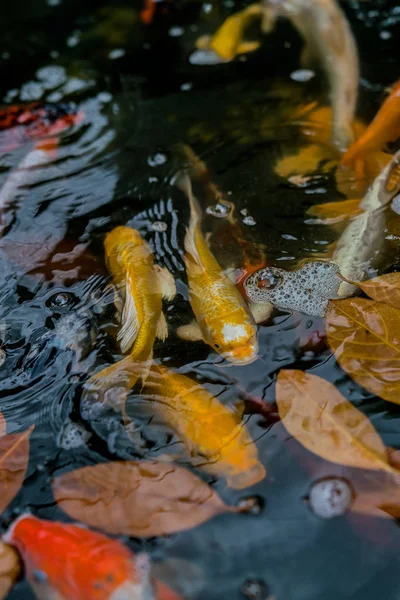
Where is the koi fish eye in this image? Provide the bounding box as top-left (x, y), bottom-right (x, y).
top-left (214, 343), bottom-right (220, 349)
top-left (206, 201), bottom-right (232, 218)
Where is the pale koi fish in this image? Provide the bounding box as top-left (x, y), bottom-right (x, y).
top-left (82, 226), bottom-right (175, 410)
top-left (142, 363), bottom-right (266, 489)
top-left (4, 514), bottom-right (181, 600)
top-left (174, 170), bottom-right (270, 365)
top-left (261, 0), bottom-right (359, 151)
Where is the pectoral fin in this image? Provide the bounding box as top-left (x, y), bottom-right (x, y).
top-left (248, 301), bottom-right (274, 324)
top-left (154, 265), bottom-right (176, 300)
top-left (156, 312), bottom-right (168, 341)
top-left (117, 274), bottom-right (140, 353)
top-left (177, 320), bottom-right (204, 342)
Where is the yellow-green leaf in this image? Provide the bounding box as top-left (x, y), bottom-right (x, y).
top-left (326, 298), bottom-right (400, 405)
top-left (276, 369), bottom-right (396, 473)
top-left (359, 272), bottom-right (400, 309)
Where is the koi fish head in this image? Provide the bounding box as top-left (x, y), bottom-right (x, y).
top-left (205, 310), bottom-right (258, 365)
top-left (105, 226), bottom-right (145, 256)
top-left (4, 515), bottom-right (155, 600)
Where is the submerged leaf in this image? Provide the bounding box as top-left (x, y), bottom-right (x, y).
top-left (0, 541), bottom-right (21, 600)
top-left (0, 427), bottom-right (33, 514)
top-left (276, 370), bottom-right (396, 473)
top-left (326, 298), bottom-right (400, 405)
top-left (53, 461), bottom-right (240, 537)
top-left (359, 273), bottom-right (400, 309)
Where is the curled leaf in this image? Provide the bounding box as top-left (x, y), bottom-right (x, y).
top-left (276, 370), bottom-right (396, 473)
top-left (359, 273), bottom-right (400, 309)
top-left (326, 298), bottom-right (400, 405)
top-left (53, 461), bottom-right (240, 537)
top-left (0, 541), bottom-right (21, 600)
top-left (0, 427), bottom-right (33, 514)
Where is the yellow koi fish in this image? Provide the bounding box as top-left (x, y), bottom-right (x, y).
top-left (175, 171), bottom-right (266, 365)
top-left (84, 226), bottom-right (175, 404)
top-left (142, 363), bottom-right (266, 489)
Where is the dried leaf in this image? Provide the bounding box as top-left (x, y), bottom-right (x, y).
top-left (0, 541), bottom-right (21, 600)
top-left (0, 427), bottom-right (33, 514)
top-left (359, 273), bottom-right (400, 309)
top-left (326, 298), bottom-right (400, 405)
top-left (276, 370), bottom-right (397, 473)
top-left (53, 461), bottom-right (239, 537)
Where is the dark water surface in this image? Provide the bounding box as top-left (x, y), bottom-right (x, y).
top-left (1, 1), bottom-right (400, 598)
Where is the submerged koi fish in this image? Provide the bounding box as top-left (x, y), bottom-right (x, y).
top-left (261, 0), bottom-right (359, 151)
top-left (175, 170), bottom-right (263, 365)
top-left (142, 363), bottom-right (266, 489)
top-left (341, 79), bottom-right (400, 192)
top-left (4, 514), bottom-right (181, 600)
top-left (196, 3), bottom-right (263, 62)
top-left (0, 102), bottom-right (83, 152)
top-left (0, 102), bottom-right (83, 235)
top-left (83, 226), bottom-right (175, 407)
top-left (333, 150), bottom-right (400, 296)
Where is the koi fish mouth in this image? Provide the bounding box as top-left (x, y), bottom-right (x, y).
top-left (223, 343), bottom-right (259, 366)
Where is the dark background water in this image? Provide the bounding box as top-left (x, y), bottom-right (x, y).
top-left (1, 1), bottom-right (400, 598)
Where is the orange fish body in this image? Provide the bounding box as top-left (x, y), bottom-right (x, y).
top-left (143, 363), bottom-right (266, 489)
top-left (4, 515), bottom-right (182, 600)
top-left (83, 226), bottom-right (175, 406)
top-left (341, 80), bottom-right (400, 190)
top-left (0, 102), bottom-right (83, 152)
top-left (176, 172), bottom-right (259, 365)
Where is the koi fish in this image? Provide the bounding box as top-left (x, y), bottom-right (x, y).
top-left (196, 3), bottom-right (263, 62)
top-left (340, 79), bottom-right (400, 192)
top-left (333, 150), bottom-right (400, 296)
top-left (4, 514), bottom-right (181, 600)
top-left (83, 226), bottom-right (175, 408)
top-left (175, 170), bottom-right (268, 365)
top-left (0, 102), bottom-right (83, 152)
top-left (140, 0), bottom-right (171, 25)
top-left (261, 0), bottom-right (359, 151)
top-left (0, 102), bottom-right (83, 235)
top-left (142, 363), bottom-right (266, 489)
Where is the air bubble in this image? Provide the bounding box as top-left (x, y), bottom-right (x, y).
top-left (47, 292), bottom-right (76, 309)
top-left (206, 202), bottom-right (231, 218)
top-left (147, 153), bottom-right (167, 167)
top-left (241, 579), bottom-right (269, 600)
top-left (59, 421), bottom-right (91, 450)
top-left (243, 215), bottom-right (256, 226)
top-left (308, 477), bottom-right (353, 519)
top-left (236, 496), bottom-right (264, 515)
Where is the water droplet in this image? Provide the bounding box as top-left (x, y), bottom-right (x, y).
top-left (243, 215), bottom-right (256, 226)
top-left (206, 202), bottom-right (231, 218)
top-left (47, 292), bottom-right (75, 309)
top-left (108, 48), bottom-right (126, 60)
top-left (308, 477), bottom-right (353, 519)
top-left (380, 30), bottom-right (392, 39)
top-left (236, 495), bottom-right (264, 514)
top-left (169, 26), bottom-right (184, 37)
top-left (189, 49), bottom-right (227, 66)
top-left (180, 82), bottom-right (192, 91)
top-left (281, 233), bottom-right (298, 241)
top-left (152, 221), bottom-right (168, 232)
top-left (147, 153), bottom-right (167, 167)
top-left (290, 69), bottom-right (315, 82)
top-left (241, 579), bottom-right (268, 600)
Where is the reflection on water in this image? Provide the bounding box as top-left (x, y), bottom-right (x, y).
top-left (0, 1), bottom-right (400, 599)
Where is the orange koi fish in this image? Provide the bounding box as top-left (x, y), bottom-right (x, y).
top-left (341, 79), bottom-right (400, 192)
top-left (142, 363), bottom-right (266, 489)
top-left (83, 226), bottom-right (175, 406)
top-left (4, 514), bottom-right (181, 600)
top-left (175, 170), bottom-right (266, 365)
top-left (140, 0), bottom-right (171, 25)
top-left (0, 102), bottom-right (83, 235)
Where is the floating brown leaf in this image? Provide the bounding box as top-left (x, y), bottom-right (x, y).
top-left (326, 298), bottom-right (400, 404)
top-left (53, 461), bottom-right (239, 538)
top-left (276, 370), bottom-right (397, 473)
top-left (359, 273), bottom-right (400, 309)
top-left (0, 427), bottom-right (33, 514)
top-left (0, 541), bottom-right (21, 600)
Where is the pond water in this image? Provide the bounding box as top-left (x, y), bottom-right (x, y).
top-left (1, 1), bottom-right (400, 599)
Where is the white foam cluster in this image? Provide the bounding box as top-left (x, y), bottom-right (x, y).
top-left (244, 261), bottom-right (342, 317)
